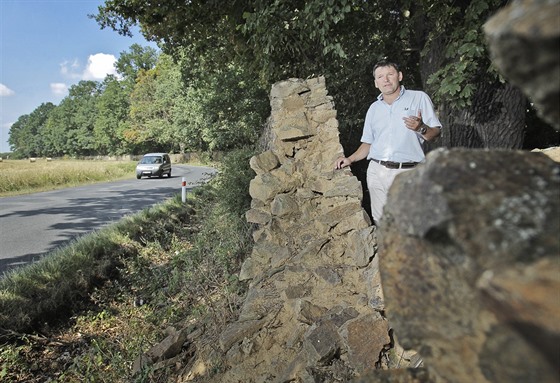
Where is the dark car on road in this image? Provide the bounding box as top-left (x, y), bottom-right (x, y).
top-left (136, 153), bottom-right (172, 179)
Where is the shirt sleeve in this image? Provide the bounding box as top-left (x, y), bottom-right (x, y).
top-left (420, 93), bottom-right (442, 129)
top-left (360, 104), bottom-right (375, 144)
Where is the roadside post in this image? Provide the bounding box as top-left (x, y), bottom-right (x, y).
top-left (181, 177), bottom-right (187, 203)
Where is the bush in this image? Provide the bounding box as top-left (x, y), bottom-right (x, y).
top-left (213, 147), bottom-right (256, 218)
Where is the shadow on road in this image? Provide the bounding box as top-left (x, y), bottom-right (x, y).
top-left (0, 185), bottom-right (198, 275)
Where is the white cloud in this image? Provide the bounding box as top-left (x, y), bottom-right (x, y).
top-left (59, 53), bottom-right (119, 82)
top-left (50, 83), bottom-right (68, 96)
top-left (0, 83), bottom-right (15, 97)
top-left (82, 53), bottom-right (118, 80)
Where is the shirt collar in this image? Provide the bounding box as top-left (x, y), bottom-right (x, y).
top-left (377, 85), bottom-right (406, 101)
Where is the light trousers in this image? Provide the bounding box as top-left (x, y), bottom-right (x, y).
top-left (366, 160), bottom-right (413, 224)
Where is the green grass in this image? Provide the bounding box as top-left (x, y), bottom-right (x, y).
top-left (0, 148), bottom-right (255, 382)
top-left (0, 159), bottom-right (137, 196)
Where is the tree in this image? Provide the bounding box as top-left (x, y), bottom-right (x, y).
top-left (404, 0), bottom-right (526, 149)
top-left (94, 75), bottom-right (131, 155)
top-left (43, 81), bottom-right (101, 156)
top-left (8, 103), bottom-right (55, 157)
top-left (93, 45), bottom-right (160, 155)
top-left (176, 45), bottom-right (270, 151)
top-left (92, 0), bottom-right (398, 152)
top-left (115, 43), bottom-right (159, 88)
top-left (125, 66), bottom-right (162, 152)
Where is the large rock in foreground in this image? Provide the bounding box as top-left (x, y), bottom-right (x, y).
top-left (484, 0), bottom-right (560, 130)
top-left (379, 148), bottom-right (560, 383)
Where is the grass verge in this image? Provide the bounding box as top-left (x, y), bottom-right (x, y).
top-left (0, 148), bottom-right (255, 382)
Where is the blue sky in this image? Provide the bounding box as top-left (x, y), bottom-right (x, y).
top-left (0, 0), bottom-right (158, 153)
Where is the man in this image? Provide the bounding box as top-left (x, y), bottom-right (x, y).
top-left (334, 60), bottom-right (442, 224)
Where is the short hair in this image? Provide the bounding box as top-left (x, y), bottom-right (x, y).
top-left (373, 60), bottom-right (400, 77)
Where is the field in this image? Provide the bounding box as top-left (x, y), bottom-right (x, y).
top-left (0, 158), bottom-right (137, 196)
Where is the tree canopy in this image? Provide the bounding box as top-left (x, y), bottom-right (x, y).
top-left (91, 0), bottom-right (558, 150)
top-left (7, 0), bottom-right (558, 157)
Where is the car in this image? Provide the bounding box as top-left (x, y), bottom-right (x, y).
top-left (136, 153), bottom-right (172, 179)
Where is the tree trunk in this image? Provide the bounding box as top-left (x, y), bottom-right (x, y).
top-left (439, 82), bottom-right (526, 149)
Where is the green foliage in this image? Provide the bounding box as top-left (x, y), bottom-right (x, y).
top-left (175, 155), bottom-right (254, 280)
top-left (127, 59), bottom-right (171, 151)
top-left (9, 44), bottom-right (268, 156)
top-left (10, 0), bottom-right (556, 157)
top-left (8, 103), bottom-right (55, 157)
top-left (212, 148), bottom-right (256, 218)
top-left (90, 1), bottom-right (404, 152)
top-left (115, 43), bottom-right (159, 85)
top-left (42, 81), bottom-right (101, 157)
top-left (414, 0), bottom-right (508, 108)
top-left (8, 45), bottom-right (162, 157)
top-left (182, 60), bottom-right (269, 151)
top-left (94, 76), bottom-right (131, 155)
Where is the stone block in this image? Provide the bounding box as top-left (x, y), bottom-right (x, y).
top-left (245, 208), bottom-right (272, 224)
top-left (270, 193), bottom-right (299, 218)
top-left (484, 0), bottom-right (560, 130)
top-left (304, 321), bottom-right (342, 365)
top-left (219, 319), bottom-right (265, 352)
top-left (340, 313), bottom-right (390, 374)
top-left (297, 300), bottom-right (328, 325)
top-left (249, 150), bottom-right (280, 174)
top-left (345, 226), bottom-right (376, 267)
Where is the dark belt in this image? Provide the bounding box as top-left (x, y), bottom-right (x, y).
top-left (372, 159), bottom-right (418, 169)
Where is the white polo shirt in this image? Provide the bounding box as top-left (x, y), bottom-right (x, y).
top-left (361, 86), bottom-right (442, 163)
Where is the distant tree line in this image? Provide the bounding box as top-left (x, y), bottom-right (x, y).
top-left (8, 44), bottom-right (270, 158)
top-left (9, 1), bottom-right (558, 158)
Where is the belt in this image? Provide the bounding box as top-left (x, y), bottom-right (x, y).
top-left (372, 159), bottom-right (418, 169)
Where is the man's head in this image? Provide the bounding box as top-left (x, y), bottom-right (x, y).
top-left (373, 60), bottom-right (400, 76)
top-left (373, 60), bottom-right (403, 98)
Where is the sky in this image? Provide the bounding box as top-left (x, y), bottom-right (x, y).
top-left (0, 0), bottom-right (159, 153)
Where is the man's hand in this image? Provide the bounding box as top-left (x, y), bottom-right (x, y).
top-left (333, 143), bottom-right (371, 169)
top-left (403, 110), bottom-right (423, 131)
top-left (334, 157), bottom-right (352, 169)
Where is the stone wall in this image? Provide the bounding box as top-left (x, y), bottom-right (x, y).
top-left (152, 77), bottom-right (559, 383)
top-left (211, 77), bottom-right (402, 382)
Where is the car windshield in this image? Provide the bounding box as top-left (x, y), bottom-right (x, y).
top-left (140, 156), bottom-right (161, 164)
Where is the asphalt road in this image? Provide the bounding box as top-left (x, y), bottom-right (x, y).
top-left (0, 164), bottom-right (216, 274)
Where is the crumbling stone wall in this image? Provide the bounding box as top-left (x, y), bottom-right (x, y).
top-left (213, 77), bottom-right (405, 382)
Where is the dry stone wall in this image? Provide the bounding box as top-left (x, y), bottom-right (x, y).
top-left (213, 77), bottom-right (401, 382)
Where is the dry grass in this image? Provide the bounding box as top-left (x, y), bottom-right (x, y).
top-left (0, 159), bottom-right (136, 196)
